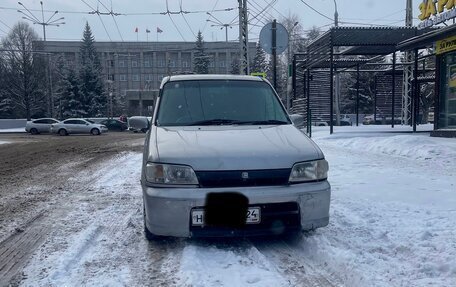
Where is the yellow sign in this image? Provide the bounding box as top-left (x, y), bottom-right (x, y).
top-left (436, 35), bottom-right (456, 54)
top-left (450, 65), bottom-right (456, 88)
top-left (419, 0), bottom-right (456, 20)
top-left (418, 0), bottom-right (456, 29)
top-left (250, 72), bottom-right (266, 78)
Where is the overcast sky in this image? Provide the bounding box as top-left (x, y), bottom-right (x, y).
top-left (0, 0), bottom-right (427, 43)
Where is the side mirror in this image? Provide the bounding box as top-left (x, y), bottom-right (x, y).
top-left (128, 116), bottom-right (150, 132)
top-left (289, 114), bottom-right (305, 129)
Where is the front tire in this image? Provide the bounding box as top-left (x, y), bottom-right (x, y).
top-left (58, 129), bottom-right (67, 136)
top-left (30, 128), bottom-right (38, 135)
top-left (91, 128), bottom-right (100, 135)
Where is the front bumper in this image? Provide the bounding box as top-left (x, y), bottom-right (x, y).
top-left (142, 181), bottom-right (331, 237)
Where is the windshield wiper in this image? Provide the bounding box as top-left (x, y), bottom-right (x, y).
top-left (186, 119), bottom-right (238, 126)
top-left (234, 120), bottom-right (289, 125)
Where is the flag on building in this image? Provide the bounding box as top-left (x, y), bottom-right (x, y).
top-left (157, 27), bottom-right (163, 33)
top-left (135, 27), bottom-right (138, 33)
top-left (146, 28), bottom-right (151, 33)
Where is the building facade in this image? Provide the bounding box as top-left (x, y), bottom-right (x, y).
top-left (41, 41), bottom-right (256, 116)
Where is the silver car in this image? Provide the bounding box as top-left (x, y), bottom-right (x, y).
top-left (25, 118), bottom-right (60, 134)
top-left (50, 118), bottom-right (108, 136)
top-left (140, 75), bottom-right (330, 239)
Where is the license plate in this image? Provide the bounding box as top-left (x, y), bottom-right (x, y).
top-left (191, 207), bottom-right (261, 226)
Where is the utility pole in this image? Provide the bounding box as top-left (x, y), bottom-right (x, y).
top-left (333, 0), bottom-right (341, 126)
top-left (272, 20), bottom-right (277, 89)
top-left (18, 1), bottom-right (64, 118)
top-left (402, 0), bottom-right (413, 125)
top-left (238, 0), bottom-right (249, 75)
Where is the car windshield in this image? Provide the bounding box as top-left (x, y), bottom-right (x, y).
top-left (156, 80), bottom-right (290, 126)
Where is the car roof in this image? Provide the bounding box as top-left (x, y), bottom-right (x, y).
top-left (160, 74), bottom-right (265, 89)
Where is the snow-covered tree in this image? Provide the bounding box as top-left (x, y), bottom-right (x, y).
top-left (79, 22), bottom-right (106, 117)
top-left (193, 31), bottom-right (210, 74)
top-left (251, 43), bottom-right (269, 74)
top-left (230, 57), bottom-right (240, 75)
top-left (61, 68), bottom-right (86, 118)
top-left (0, 22), bottom-right (47, 120)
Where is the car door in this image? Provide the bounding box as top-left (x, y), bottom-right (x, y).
top-left (74, 120), bottom-right (89, 133)
top-left (43, 119), bottom-right (58, 132)
top-left (32, 119), bottom-right (47, 132)
top-left (63, 120), bottom-right (77, 133)
top-left (109, 120), bottom-right (120, 131)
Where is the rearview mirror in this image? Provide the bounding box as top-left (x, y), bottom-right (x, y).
top-left (128, 116), bottom-right (150, 133)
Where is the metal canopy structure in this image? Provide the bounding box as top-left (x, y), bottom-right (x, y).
top-left (293, 26), bottom-right (435, 134)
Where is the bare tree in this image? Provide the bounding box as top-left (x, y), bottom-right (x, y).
top-left (1, 22), bottom-right (46, 120)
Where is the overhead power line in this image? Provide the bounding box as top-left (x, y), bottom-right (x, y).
top-left (297, 0), bottom-right (333, 21)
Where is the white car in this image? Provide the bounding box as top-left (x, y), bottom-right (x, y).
top-left (138, 75), bottom-right (330, 239)
top-left (50, 118), bottom-right (108, 136)
top-left (25, 118), bottom-right (60, 134)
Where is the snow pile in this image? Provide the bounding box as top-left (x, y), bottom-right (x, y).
top-left (0, 128), bottom-right (26, 133)
top-left (308, 130), bottom-right (456, 286)
top-left (177, 244), bottom-right (288, 286)
top-left (0, 140), bottom-right (11, 145)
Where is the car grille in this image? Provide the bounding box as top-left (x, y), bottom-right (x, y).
top-left (195, 169), bottom-right (291, 188)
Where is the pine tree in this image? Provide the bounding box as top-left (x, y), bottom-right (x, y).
top-left (193, 31), bottom-right (210, 74)
top-left (251, 43), bottom-right (269, 74)
top-left (230, 57), bottom-right (240, 75)
top-left (79, 22), bottom-right (106, 117)
top-left (61, 68), bottom-right (86, 118)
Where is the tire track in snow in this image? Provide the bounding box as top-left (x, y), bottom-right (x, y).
top-left (18, 152), bottom-right (183, 286)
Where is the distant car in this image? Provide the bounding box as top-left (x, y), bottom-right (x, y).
top-left (340, 115), bottom-right (352, 126)
top-left (428, 111), bottom-right (435, 124)
top-left (363, 115), bottom-right (376, 125)
top-left (50, 118), bottom-right (108, 136)
top-left (100, 119), bottom-right (128, 131)
top-left (128, 116), bottom-right (150, 133)
top-left (314, 118), bottom-right (328, 126)
top-left (25, 118), bottom-right (60, 134)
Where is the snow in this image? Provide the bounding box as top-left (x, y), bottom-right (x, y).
top-left (306, 125), bottom-right (456, 286)
top-left (0, 128), bottom-right (25, 133)
top-left (16, 125), bottom-right (456, 286)
top-left (177, 244), bottom-right (288, 286)
top-left (0, 140), bottom-right (11, 145)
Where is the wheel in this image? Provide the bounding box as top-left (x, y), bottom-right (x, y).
top-left (91, 128), bottom-right (100, 135)
top-left (58, 129), bottom-right (67, 136)
top-left (30, 128), bottom-right (38, 135)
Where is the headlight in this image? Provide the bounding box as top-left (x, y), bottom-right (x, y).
top-left (289, 159), bottom-right (328, 183)
top-left (146, 163), bottom-right (199, 185)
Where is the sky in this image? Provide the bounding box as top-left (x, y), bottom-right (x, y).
top-left (0, 0), bottom-right (429, 43)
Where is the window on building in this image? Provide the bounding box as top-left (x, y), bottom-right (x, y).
top-left (119, 60), bottom-right (125, 67)
top-left (182, 61), bottom-right (189, 68)
top-left (145, 74), bottom-right (153, 82)
top-left (157, 59), bottom-right (165, 67)
top-left (107, 74), bottom-right (114, 81)
top-left (169, 60), bottom-right (176, 67)
top-left (107, 60), bottom-right (114, 67)
top-left (219, 61), bottom-right (226, 68)
top-left (132, 74), bottom-right (140, 82)
top-left (132, 60), bottom-right (138, 67)
top-left (120, 74), bottom-right (127, 81)
top-left (209, 61), bottom-right (215, 68)
top-left (144, 60), bottom-right (151, 67)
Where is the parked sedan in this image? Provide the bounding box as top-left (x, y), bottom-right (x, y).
top-left (100, 119), bottom-right (128, 131)
top-left (25, 118), bottom-right (60, 134)
top-left (50, 118), bottom-right (108, 136)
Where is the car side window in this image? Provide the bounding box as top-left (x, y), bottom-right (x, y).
top-left (64, 120), bottom-right (75, 124)
top-left (75, 120), bottom-right (87, 125)
top-left (33, 119), bottom-right (47, 124)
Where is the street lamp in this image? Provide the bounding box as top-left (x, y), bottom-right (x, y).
top-left (333, 0), bottom-right (341, 126)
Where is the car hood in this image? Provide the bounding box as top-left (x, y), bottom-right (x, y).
top-left (150, 125), bottom-right (323, 171)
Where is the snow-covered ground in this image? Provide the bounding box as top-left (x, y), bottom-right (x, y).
top-left (0, 128), bottom-right (26, 133)
top-left (0, 140), bottom-right (10, 145)
top-left (10, 125), bottom-right (456, 286)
